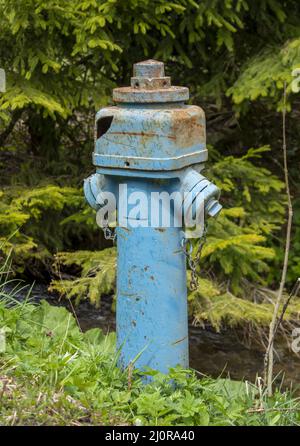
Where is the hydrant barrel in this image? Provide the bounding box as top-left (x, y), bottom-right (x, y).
top-left (116, 180), bottom-right (188, 372)
top-left (84, 59), bottom-right (222, 376)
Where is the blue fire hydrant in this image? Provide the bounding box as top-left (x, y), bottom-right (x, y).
top-left (84, 60), bottom-right (221, 374)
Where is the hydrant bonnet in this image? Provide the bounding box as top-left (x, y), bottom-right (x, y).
top-left (93, 60), bottom-right (207, 172)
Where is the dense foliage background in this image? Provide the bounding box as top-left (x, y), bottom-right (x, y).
top-left (0, 0), bottom-right (300, 331)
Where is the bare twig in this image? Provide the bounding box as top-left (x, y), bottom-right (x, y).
top-left (263, 82), bottom-right (294, 396)
top-left (54, 251), bottom-right (82, 332)
top-left (127, 362), bottom-right (134, 390)
top-left (273, 279), bottom-right (300, 336)
top-left (264, 279), bottom-right (300, 360)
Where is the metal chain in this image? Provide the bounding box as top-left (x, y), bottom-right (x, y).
top-left (181, 226), bottom-right (207, 291)
top-left (103, 225), bottom-right (117, 243)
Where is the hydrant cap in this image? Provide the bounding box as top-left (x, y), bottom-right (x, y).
top-left (133, 59), bottom-right (165, 78)
top-left (113, 60), bottom-right (189, 103)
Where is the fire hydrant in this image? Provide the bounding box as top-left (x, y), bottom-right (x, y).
top-left (84, 60), bottom-right (221, 374)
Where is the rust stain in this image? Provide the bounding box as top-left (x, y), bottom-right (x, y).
top-left (173, 248), bottom-right (184, 254)
top-left (108, 131), bottom-right (175, 140)
top-left (133, 60), bottom-right (165, 79)
top-left (102, 135), bottom-right (134, 149)
top-left (113, 85), bottom-right (189, 103)
top-left (114, 86), bottom-right (185, 94)
top-left (171, 108), bottom-right (205, 148)
top-left (120, 292), bottom-right (139, 298)
top-left (172, 336), bottom-right (188, 345)
top-left (131, 77), bottom-right (171, 90)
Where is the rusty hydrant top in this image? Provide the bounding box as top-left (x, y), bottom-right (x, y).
top-left (94, 59), bottom-right (207, 172)
top-left (113, 59), bottom-right (189, 103)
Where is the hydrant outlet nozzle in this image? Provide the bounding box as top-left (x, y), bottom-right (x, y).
top-left (206, 199), bottom-right (223, 218)
top-left (83, 173), bottom-right (105, 210)
top-left (180, 168), bottom-right (222, 219)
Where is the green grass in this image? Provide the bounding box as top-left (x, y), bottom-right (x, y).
top-left (0, 279), bottom-right (299, 425)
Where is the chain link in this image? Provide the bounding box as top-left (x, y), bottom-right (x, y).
top-left (181, 226), bottom-right (207, 291)
top-left (103, 226), bottom-right (117, 243)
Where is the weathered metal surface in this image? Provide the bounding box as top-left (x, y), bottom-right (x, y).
top-left (131, 60), bottom-right (171, 89)
top-left (133, 59), bottom-right (165, 78)
top-left (94, 104), bottom-right (207, 171)
top-left (113, 86), bottom-right (189, 103)
top-left (0, 68), bottom-right (5, 93)
top-left (179, 168), bottom-right (222, 218)
top-left (113, 59), bottom-right (189, 103)
top-left (84, 173), bottom-right (116, 210)
top-left (83, 59), bottom-right (222, 377)
top-left (130, 76), bottom-right (171, 90)
top-left (83, 173), bottom-right (105, 210)
top-left (116, 179), bottom-right (188, 373)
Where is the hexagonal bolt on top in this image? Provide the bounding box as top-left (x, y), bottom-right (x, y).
top-left (133, 59), bottom-right (165, 78)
